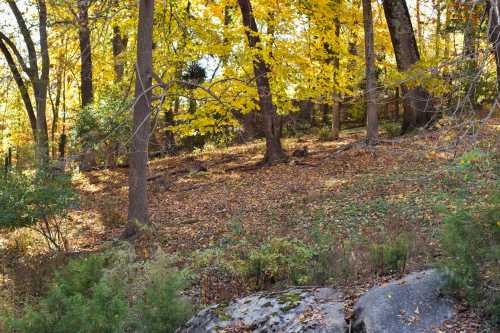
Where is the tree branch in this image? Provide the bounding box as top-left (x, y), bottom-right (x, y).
top-left (7, 0), bottom-right (39, 79)
top-left (0, 31), bottom-right (31, 77)
top-left (0, 38), bottom-right (37, 136)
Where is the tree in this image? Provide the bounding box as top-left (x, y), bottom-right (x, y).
top-left (382, 0), bottom-right (435, 133)
top-left (125, 0), bottom-right (154, 238)
top-left (112, 25), bottom-right (128, 82)
top-left (0, 0), bottom-right (50, 167)
top-left (77, 0), bottom-right (94, 107)
top-left (332, 18), bottom-right (342, 140)
top-left (362, 0), bottom-right (378, 144)
top-left (489, 0), bottom-right (500, 92)
top-left (237, 0), bottom-right (287, 165)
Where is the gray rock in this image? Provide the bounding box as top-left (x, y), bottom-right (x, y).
top-left (178, 287), bottom-right (346, 333)
top-left (352, 270), bottom-right (455, 333)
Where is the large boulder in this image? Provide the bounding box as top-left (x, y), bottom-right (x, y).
top-left (178, 287), bottom-right (346, 333)
top-left (352, 270), bottom-right (455, 333)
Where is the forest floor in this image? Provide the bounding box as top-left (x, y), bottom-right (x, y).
top-left (1, 117), bottom-right (499, 331)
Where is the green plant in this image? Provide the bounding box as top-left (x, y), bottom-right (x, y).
top-left (382, 122), bottom-right (401, 138)
top-left (134, 256), bottom-right (192, 333)
top-left (369, 236), bottom-right (409, 275)
top-left (4, 245), bottom-right (193, 333)
top-left (0, 171), bottom-right (78, 251)
top-left (317, 127), bottom-right (332, 141)
top-left (72, 91), bottom-right (131, 165)
top-left (439, 193), bottom-right (500, 326)
top-left (245, 238), bottom-right (314, 288)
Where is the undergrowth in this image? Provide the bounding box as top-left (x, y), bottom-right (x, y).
top-left (3, 244), bottom-right (193, 333)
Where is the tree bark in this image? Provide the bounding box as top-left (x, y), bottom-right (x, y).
top-left (363, 0), bottom-right (378, 145)
top-left (489, 0), bottom-right (500, 92)
top-left (125, 0), bottom-right (154, 238)
top-left (6, 0), bottom-right (50, 166)
top-left (433, 0), bottom-right (442, 58)
top-left (237, 0), bottom-right (287, 165)
top-left (36, 0), bottom-right (50, 167)
top-left (0, 36), bottom-right (37, 137)
top-left (77, 0), bottom-right (93, 107)
top-left (382, 0), bottom-right (434, 133)
top-left (463, 9), bottom-right (479, 106)
top-left (331, 18), bottom-right (342, 140)
top-left (112, 26), bottom-right (128, 82)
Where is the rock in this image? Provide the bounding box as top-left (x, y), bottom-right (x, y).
top-left (292, 146), bottom-right (308, 158)
top-left (178, 287), bottom-right (346, 333)
top-left (79, 149), bottom-right (97, 171)
top-left (352, 270), bottom-right (455, 333)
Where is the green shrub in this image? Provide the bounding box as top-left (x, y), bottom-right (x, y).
top-left (72, 91), bottom-right (131, 165)
top-left (439, 193), bottom-right (500, 325)
top-left (0, 171), bottom-right (78, 251)
top-left (317, 127), bottom-right (332, 141)
top-left (382, 122), bottom-right (401, 138)
top-left (369, 236), bottom-right (409, 275)
top-left (245, 238), bottom-right (314, 287)
top-left (4, 245), bottom-right (193, 333)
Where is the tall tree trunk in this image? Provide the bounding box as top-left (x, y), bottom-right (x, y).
top-left (443, 4), bottom-right (451, 59)
top-left (78, 0), bottom-right (93, 107)
top-left (363, 0), bottom-right (378, 144)
top-left (416, 0), bottom-right (423, 50)
top-left (382, 0), bottom-right (435, 133)
top-left (3, 0), bottom-right (50, 166)
top-left (489, 0), bottom-right (500, 92)
top-left (49, 53), bottom-right (64, 159)
top-left (237, 0), bottom-right (287, 165)
top-left (112, 26), bottom-right (128, 82)
top-left (35, 0), bottom-right (50, 167)
top-left (434, 0), bottom-right (442, 58)
top-left (0, 36), bottom-right (37, 138)
top-left (125, 0), bottom-right (154, 238)
top-left (463, 9), bottom-right (479, 107)
top-left (331, 18), bottom-right (342, 140)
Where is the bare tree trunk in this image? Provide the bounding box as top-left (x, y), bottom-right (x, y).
top-left (394, 87), bottom-right (400, 121)
top-left (112, 26), bottom-right (128, 82)
top-left (5, 0), bottom-right (52, 167)
top-left (382, 0), bottom-right (435, 133)
top-left (489, 0), bottom-right (500, 92)
top-left (416, 0), bottom-right (423, 50)
top-left (443, 3), bottom-right (451, 59)
top-left (78, 0), bottom-right (93, 107)
top-left (237, 0), bottom-right (287, 165)
top-left (463, 10), bottom-right (479, 106)
top-left (125, 0), bottom-right (154, 238)
top-left (363, 0), bottom-right (378, 145)
top-left (0, 36), bottom-right (37, 138)
top-left (434, 0), bottom-right (442, 58)
top-left (332, 18), bottom-right (342, 140)
top-left (49, 58), bottom-right (63, 159)
top-left (36, 0), bottom-right (50, 167)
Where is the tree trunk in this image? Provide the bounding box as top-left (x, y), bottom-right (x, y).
top-left (463, 10), bottom-right (478, 106)
top-left (434, 0), bottom-right (442, 57)
top-left (394, 87), bottom-right (400, 121)
top-left (35, 0), bottom-right (50, 167)
top-left (382, 0), bottom-right (434, 133)
top-left (112, 26), bottom-right (128, 82)
top-left (0, 36), bottom-right (37, 138)
top-left (489, 0), bottom-right (500, 92)
top-left (78, 0), bottom-right (93, 107)
top-left (416, 0), bottom-right (423, 49)
top-left (363, 0), bottom-right (378, 145)
top-left (125, 0), bottom-right (154, 238)
top-left (331, 18), bottom-right (342, 140)
top-left (164, 104), bottom-right (177, 155)
top-left (237, 0), bottom-right (287, 165)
